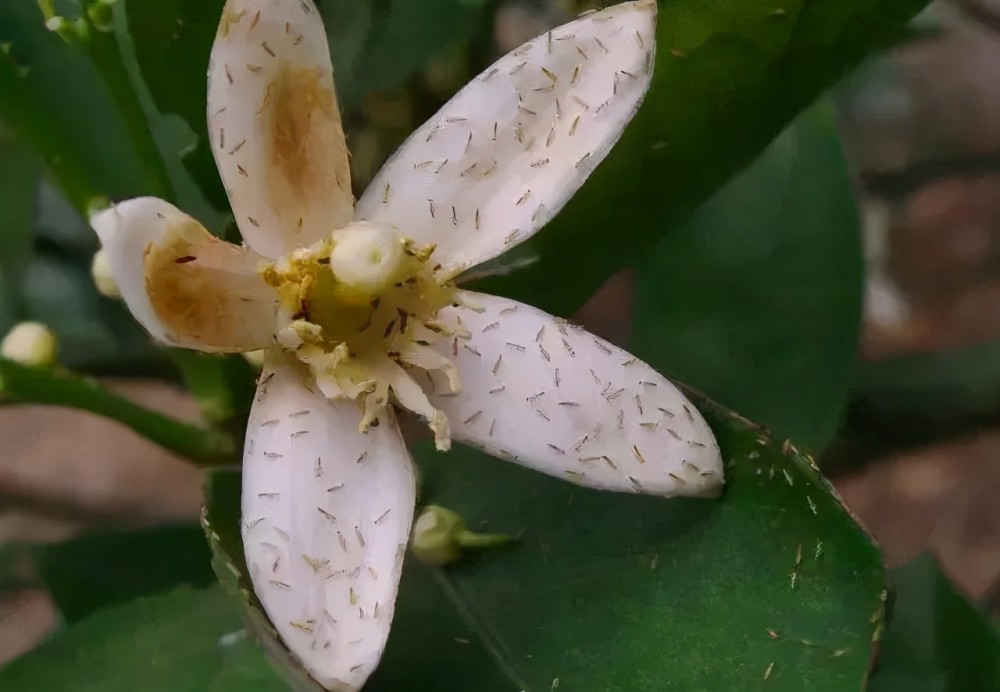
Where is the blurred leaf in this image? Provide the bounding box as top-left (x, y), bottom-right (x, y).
top-left (43, 525), bottom-right (215, 623)
top-left (169, 350), bottom-right (258, 425)
top-left (849, 340), bottom-right (1000, 441)
top-left (474, 0), bottom-right (929, 318)
top-left (122, 0), bottom-right (227, 209)
top-left (825, 340), bottom-right (1000, 472)
top-left (33, 179), bottom-right (94, 251)
top-left (0, 138), bottom-right (38, 332)
top-left (870, 554), bottom-right (1000, 692)
top-left (205, 391), bottom-right (886, 689)
top-left (0, 585), bottom-right (287, 691)
top-left (0, 1), bottom-right (148, 212)
top-left (19, 251), bottom-right (158, 370)
top-left (631, 104), bottom-right (863, 450)
top-left (320, 0), bottom-right (484, 112)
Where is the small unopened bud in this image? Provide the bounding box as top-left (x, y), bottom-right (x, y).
top-left (90, 248), bottom-right (119, 298)
top-left (411, 505), bottom-right (509, 567)
top-left (242, 349), bottom-right (266, 370)
top-left (1, 322), bottom-right (58, 367)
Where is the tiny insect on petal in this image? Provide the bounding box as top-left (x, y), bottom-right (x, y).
top-left (424, 291), bottom-right (724, 498)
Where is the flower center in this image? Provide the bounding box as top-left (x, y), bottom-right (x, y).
top-left (261, 222), bottom-right (464, 449)
top-left (327, 223), bottom-right (407, 304)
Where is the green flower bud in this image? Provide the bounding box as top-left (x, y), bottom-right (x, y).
top-left (411, 505), bottom-right (509, 566)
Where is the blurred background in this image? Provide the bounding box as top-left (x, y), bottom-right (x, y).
top-left (1, 0), bottom-right (999, 682)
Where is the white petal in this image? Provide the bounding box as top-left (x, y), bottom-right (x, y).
top-left (427, 292), bottom-right (723, 497)
top-left (242, 364), bottom-right (416, 691)
top-left (356, 0), bottom-right (657, 277)
top-left (90, 198), bottom-right (275, 352)
top-left (209, 0), bottom-right (354, 259)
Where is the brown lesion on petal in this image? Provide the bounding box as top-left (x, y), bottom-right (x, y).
top-left (144, 219), bottom-right (276, 353)
top-left (263, 64), bottom-right (354, 240)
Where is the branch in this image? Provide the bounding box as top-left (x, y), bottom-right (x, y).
top-left (0, 358), bottom-right (236, 467)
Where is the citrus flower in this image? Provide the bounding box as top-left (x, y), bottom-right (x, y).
top-left (90, 0), bottom-right (723, 688)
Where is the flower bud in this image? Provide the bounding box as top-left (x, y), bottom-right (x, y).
top-left (411, 505), bottom-right (509, 566)
top-left (91, 248), bottom-right (120, 298)
top-left (1, 322), bottom-right (58, 367)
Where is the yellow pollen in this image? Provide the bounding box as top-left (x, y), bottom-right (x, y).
top-left (262, 223), bottom-right (460, 449)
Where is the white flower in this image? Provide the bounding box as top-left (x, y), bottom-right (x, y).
top-left (89, 1), bottom-right (723, 689)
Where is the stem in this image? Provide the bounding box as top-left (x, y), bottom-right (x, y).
top-left (0, 358), bottom-right (236, 467)
top-left (455, 530), bottom-right (510, 550)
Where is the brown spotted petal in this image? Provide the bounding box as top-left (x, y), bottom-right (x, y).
top-left (242, 365), bottom-right (416, 691)
top-left (355, 0), bottom-right (657, 278)
top-left (90, 197), bottom-right (276, 352)
top-left (209, 0), bottom-right (354, 259)
top-left (426, 291), bottom-right (724, 498)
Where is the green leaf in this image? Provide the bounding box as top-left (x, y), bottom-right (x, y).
top-left (0, 1), bottom-right (148, 212)
top-left (0, 137), bottom-right (39, 332)
top-left (870, 554), bottom-right (1000, 692)
top-left (169, 350), bottom-right (258, 425)
top-left (19, 250), bottom-right (158, 370)
top-left (204, 391), bottom-right (886, 689)
top-left (473, 0), bottom-right (929, 317)
top-left (122, 0), bottom-right (228, 209)
top-left (0, 585), bottom-right (288, 691)
top-left (42, 525), bottom-right (216, 623)
top-left (631, 104), bottom-right (863, 450)
top-left (842, 340), bottom-right (1000, 456)
top-left (319, 0), bottom-right (484, 113)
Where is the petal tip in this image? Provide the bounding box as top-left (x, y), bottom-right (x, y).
top-left (88, 205), bottom-right (119, 246)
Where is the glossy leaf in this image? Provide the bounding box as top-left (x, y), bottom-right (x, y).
top-left (472, 0), bottom-right (929, 317)
top-left (0, 585), bottom-right (288, 691)
top-left (204, 391), bottom-right (886, 689)
top-left (42, 525), bottom-right (215, 623)
top-left (870, 554), bottom-right (1000, 692)
top-left (0, 1), bottom-right (148, 211)
top-left (631, 104), bottom-right (863, 450)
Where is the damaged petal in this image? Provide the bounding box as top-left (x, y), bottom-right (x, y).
top-left (90, 197), bottom-right (275, 353)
